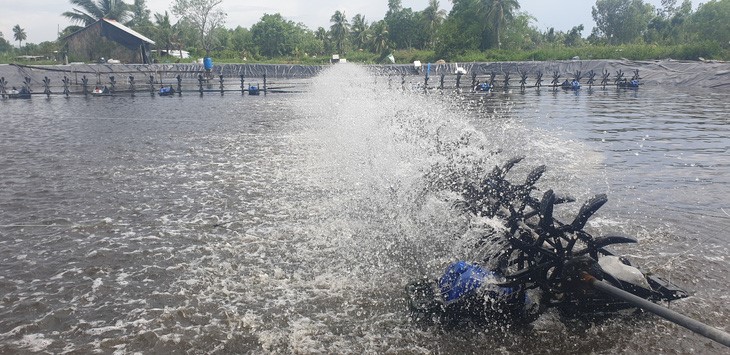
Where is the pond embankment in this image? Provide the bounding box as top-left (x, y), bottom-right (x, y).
top-left (375, 59), bottom-right (730, 89)
top-left (0, 59), bottom-right (728, 90)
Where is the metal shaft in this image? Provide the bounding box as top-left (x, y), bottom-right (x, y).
top-left (582, 272), bottom-right (730, 348)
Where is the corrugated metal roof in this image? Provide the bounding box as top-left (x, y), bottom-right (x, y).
top-left (64, 18), bottom-right (155, 46)
top-left (101, 18), bottom-right (155, 45)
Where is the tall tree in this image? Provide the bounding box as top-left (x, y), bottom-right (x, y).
top-left (62, 0), bottom-right (133, 26)
top-left (483, 0), bottom-right (521, 49)
top-left (351, 14), bottom-right (369, 50)
top-left (422, 0), bottom-right (447, 48)
top-left (592, 0), bottom-right (655, 44)
top-left (687, 0), bottom-right (730, 46)
top-left (229, 26), bottom-right (252, 53)
top-left (329, 10), bottom-right (350, 54)
top-left (171, 0), bottom-right (227, 57)
top-left (153, 11), bottom-right (175, 54)
top-left (564, 24), bottom-right (584, 46)
top-left (370, 20), bottom-right (390, 55)
top-left (12, 25), bottom-right (27, 49)
top-left (129, 0), bottom-right (152, 28)
top-left (384, 5), bottom-right (421, 49)
top-left (645, 0), bottom-right (692, 44)
top-left (250, 13), bottom-right (300, 57)
top-left (437, 0), bottom-right (485, 56)
top-left (0, 32), bottom-right (13, 52)
top-left (387, 0), bottom-right (403, 16)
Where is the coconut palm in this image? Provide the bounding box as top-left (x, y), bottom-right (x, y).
top-left (128, 0), bottom-right (152, 28)
top-left (154, 11), bottom-right (175, 54)
top-left (482, 0), bottom-right (521, 49)
top-left (422, 0), bottom-right (447, 49)
top-left (314, 27), bottom-right (330, 53)
top-left (351, 14), bottom-right (369, 50)
top-left (12, 25), bottom-right (27, 49)
top-left (370, 20), bottom-right (390, 55)
top-left (423, 0), bottom-right (447, 31)
top-left (329, 10), bottom-right (350, 54)
top-left (62, 0), bottom-right (133, 26)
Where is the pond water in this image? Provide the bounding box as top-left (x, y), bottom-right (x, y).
top-left (0, 64), bottom-right (728, 354)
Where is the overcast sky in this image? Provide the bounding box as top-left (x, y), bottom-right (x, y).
top-left (2, 0), bottom-right (681, 45)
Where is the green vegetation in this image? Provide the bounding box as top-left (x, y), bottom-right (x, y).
top-left (1, 0), bottom-right (729, 65)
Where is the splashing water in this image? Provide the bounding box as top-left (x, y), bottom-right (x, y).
top-left (1, 63), bottom-right (727, 354)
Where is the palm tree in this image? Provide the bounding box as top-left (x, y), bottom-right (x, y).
top-left (329, 10), bottom-right (350, 54)
top-left (483, 0), bottom-right (521, 49)
top-left (62, 0), bottom-right (133, 26)
top-left (129, 0), bottom-right (151, 28)
top-left (351, 14), bottom-right (368, 50)
top-left (12, 25), bottom-right (27, 49)
top-left (314, 27), bottom-right (330, 54)
top-left (370, 21), bottom-right (390, 55)
top-left (154, 11), bottom-right (175, 55)
top-left (422, 0), bottom-right (447, 49)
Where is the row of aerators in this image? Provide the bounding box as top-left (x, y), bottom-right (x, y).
top-left (381, 67), bottom-right (643, 92)
top-left (0, 73), bottom-right (267, 99)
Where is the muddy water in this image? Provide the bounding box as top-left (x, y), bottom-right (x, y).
top-left (0, 65), bottom-right (727, 354)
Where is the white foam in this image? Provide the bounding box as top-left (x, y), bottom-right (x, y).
top-left (15, 334), bottom-right (53, 352)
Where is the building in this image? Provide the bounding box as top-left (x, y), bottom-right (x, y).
top-left (63, 18), bottom-right (155, 64)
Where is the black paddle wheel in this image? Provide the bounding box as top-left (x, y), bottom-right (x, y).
top-left (407, 158), bottom-right (688, 325)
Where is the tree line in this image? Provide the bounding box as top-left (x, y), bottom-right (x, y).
top-left (1, 0), bottom-right (729, 63)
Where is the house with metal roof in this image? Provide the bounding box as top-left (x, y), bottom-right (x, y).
top-left (63, 18), bottom-right (155, 64)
